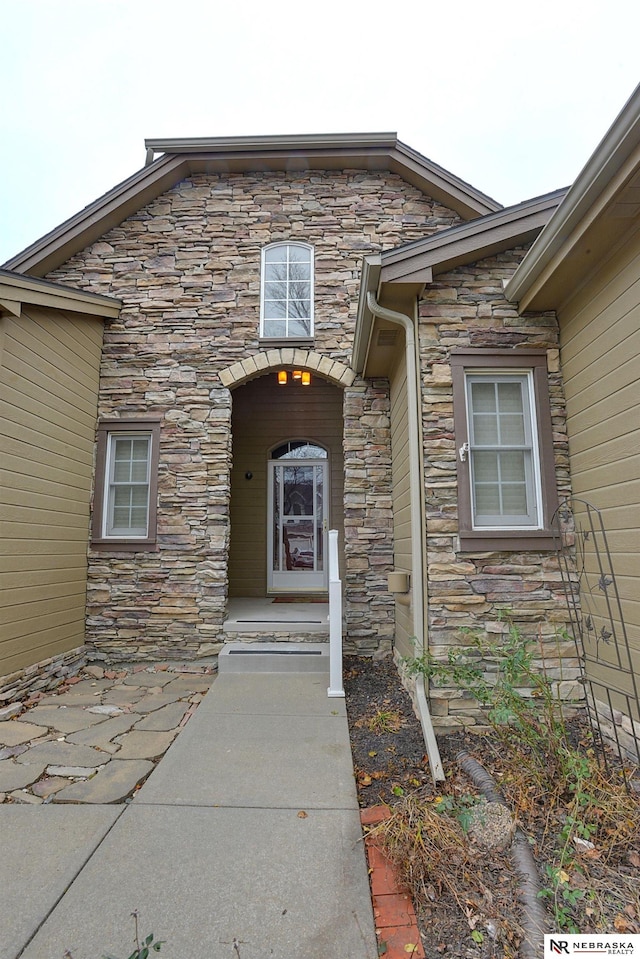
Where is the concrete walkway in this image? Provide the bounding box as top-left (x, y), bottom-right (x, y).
top-left (1, 669), bottom-right (377, 959)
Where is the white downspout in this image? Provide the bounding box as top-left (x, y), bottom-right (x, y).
top-left (366, 292), bottom-right (444, 782)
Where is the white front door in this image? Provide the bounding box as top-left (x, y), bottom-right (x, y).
top-left (268, 456), bottom-right (328, 592)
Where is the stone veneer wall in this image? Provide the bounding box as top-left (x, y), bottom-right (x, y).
top-left (46, 170), bottom-right (461, 661)
top-left (0, 647), bottom-right (87, 708)
top-left (589, 696), bottom-right (640, 764)
top-left (416, 252), bottom-right (579, 729)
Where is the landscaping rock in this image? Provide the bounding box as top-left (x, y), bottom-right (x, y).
top-left (15, 742), bottom-right (106, 768)
top-left (0, 744), bottom-right (28, 760)
top-left (31, 776), bottom-right (70, 798)
top-left (66, 714), bottom-right (141, 746)
top-left (46, 765), bottom-right (102, 777)
top-left (134, 702), bottom-right (189, 731)
top-left (17, 707), bottom-right (108, 733)
top-left (0, 704), bottom-right (22, 720)
top-left (53, 760), bottom-right (154, 803)
top-left (9, 790), bottom-right (44, 804)
top-left (0, 722), bottom-right (46, 746)
top-left (122, 673), bottom-right (174, 687)
top-left (130, 693), bottom-right (184, 713)
top-left (0, 759), bottom-right (47, 792)
top-left (100, 687), bottom-right (146, 705)
top-left (163, 676), bottom-right (215, 694)
top-left (467, 800), bottom-right (516, 852)
top-left (37, 693), bottom-right (105, 706)
top-left (84, 665), bottom-right (105, 679)
top-left (113, 730), bottom-right (177, 760)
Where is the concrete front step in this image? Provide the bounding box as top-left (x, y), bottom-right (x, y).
top-left (218, 642), bottom-right (329, 673)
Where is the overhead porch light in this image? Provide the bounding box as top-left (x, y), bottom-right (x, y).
top-left (276, 370), bottom-right (312, 386)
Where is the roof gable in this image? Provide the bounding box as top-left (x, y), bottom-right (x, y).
top-left (353, 189), bottom-right (566, 375)
top-left (0, 268), bottom-right (121, 319)
top-left (506, 84), bottom-right (640, 312)
top-left (3, 134), bottom-right (501, 278)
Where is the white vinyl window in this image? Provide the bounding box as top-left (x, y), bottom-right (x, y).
top-left (104, 433), bottom-right (152, 537)
top-left (465, 373), bottom-right (541, 528)
top-left (260, 242), bottom-right (314, 338)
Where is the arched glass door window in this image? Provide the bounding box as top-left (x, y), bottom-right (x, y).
top-left (272, 440), bottom-right (327, 460)
top-left (260, 243), bottom-right (314, 339)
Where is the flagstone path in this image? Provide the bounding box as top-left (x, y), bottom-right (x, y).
top-left (0, 663), bottom-right (215, 804)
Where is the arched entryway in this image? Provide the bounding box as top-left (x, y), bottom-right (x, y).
top-left (228, 370), bottom-right (344, 598)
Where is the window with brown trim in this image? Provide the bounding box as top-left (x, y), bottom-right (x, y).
top-left (450, 351), bottom-right (558, 551)
top-left (91, 419), bottom-right (161, 550)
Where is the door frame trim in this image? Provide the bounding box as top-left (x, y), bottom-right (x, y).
top-left (266, 456), bottom-right (329, 593)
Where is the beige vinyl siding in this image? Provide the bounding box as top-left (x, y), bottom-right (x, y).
top-left (389, 343), bottom-right (414, 660)
top-left (559, 229), bottom-right (640, 687)
top-left (0, 305), bottom-right (104, 677)
top-left (229, 373), bottom-right (344, 596)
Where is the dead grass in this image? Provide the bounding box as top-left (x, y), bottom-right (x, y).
top-left (372, 790), bottom-right (524, 956)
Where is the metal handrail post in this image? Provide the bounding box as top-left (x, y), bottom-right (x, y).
top-left (327, 529), bottom-right (344, 698)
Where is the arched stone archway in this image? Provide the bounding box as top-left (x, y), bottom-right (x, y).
top-left (227, 369), bottom-right (345, 599)
top-left (218, 349), bottom-right (356, 390)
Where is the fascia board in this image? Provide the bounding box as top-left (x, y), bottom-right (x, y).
top-left (145, 132), bottom-right (400, 154)
top-left (506, 84), bottom-right (640, 310)
top-left (3, 155), bottom-right (187, 277)
top-left (0, 298), bottom-right (21, 317)
top-left (149, 135), bottom-right (502, 218)
top-left (352, 255), bottom-right (382, 374)
top-left (380, 191), bottom-right (566, 283)
top-left (0, 270), bottom-right (121, 318)
top-left (390, 142), bottom-right (502, 217)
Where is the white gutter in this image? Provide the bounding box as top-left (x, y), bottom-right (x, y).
top-left (365, 291), bottom-right (444, 782)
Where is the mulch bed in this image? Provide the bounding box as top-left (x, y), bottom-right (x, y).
top-left (343, 654), bottom-right (640, 959)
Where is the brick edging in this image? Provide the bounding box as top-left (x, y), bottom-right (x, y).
top-left (360, 805), bottom-right (426, 959)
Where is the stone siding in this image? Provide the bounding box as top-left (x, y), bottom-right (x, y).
top-left (0, 647), bottom-right (87, 706)
top-left (417, 252), bottom-right (578, 727)
top-left (47, 170), bottom-right (460, 660)
top-left (589, 695), bottom-right (640, 764)
top-left (43, 170), bottom-right (577, 696)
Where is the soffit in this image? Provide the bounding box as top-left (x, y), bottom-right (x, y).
top-left (508, 162), bottom-right (640, 312)
top-left (4, 135), bottom-right (501, 278)
top-left (379, 190), bottom-right (566, 284)
top-left (0, 268), bottom-right (121, 319)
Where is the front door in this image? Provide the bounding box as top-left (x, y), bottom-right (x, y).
top-left (267, 445), bottom-right (328, 592)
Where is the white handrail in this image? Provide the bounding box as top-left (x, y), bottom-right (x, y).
top-left (327, 529), bottom-right (344, 698)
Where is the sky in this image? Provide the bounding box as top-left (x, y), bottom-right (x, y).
top-left (1, 0), bottom-right (639, 265)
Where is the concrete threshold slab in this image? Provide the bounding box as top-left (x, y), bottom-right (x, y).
top-left (219, 641), bottom-right (329, 672)
top-left (0, 806), bottom-right (122, 959)
top-left (19, 805), bottom-right (378, 959)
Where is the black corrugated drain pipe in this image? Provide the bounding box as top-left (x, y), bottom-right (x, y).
top-left (457, 751), bottom-right (548, 959)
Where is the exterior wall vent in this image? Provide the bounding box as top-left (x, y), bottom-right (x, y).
top-left (377, 329), bottom-right (398, 347)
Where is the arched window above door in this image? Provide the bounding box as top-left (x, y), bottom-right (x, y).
top-left (260, 242), bottom-right (314, 339)
top-left (271, 440), bottom-right (327, 460)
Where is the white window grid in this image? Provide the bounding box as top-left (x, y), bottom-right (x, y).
top-left (103, 432), bottom-right (152, 538)
top-left (260, 242), bottom-right (314, 338)
top-left (464, 371), bottom-right (543, 530)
